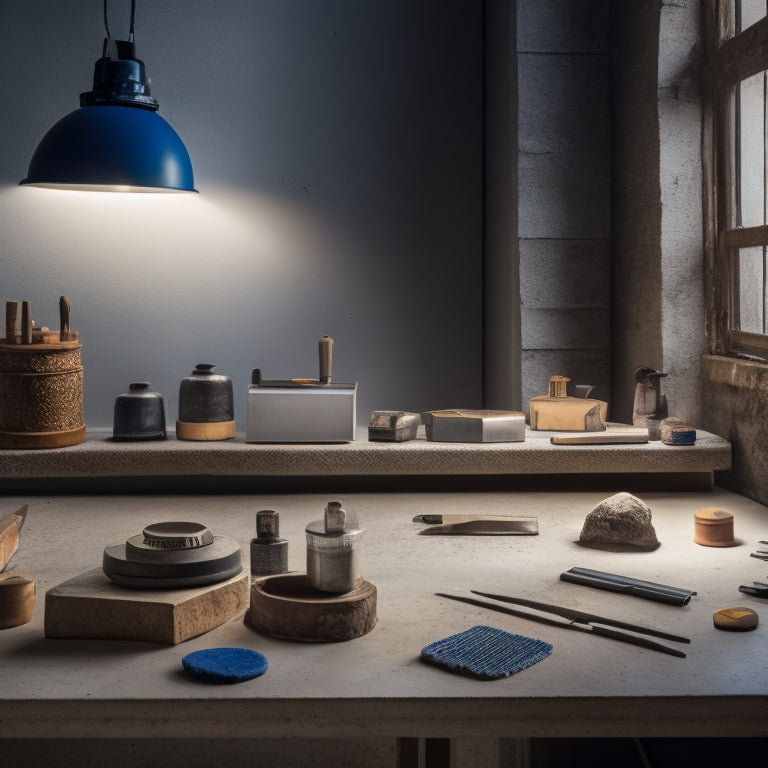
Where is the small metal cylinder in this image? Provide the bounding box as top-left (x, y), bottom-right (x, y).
top-left (250, 510), bottom-right (288, 577)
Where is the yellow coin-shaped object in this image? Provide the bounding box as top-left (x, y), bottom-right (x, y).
top-left (713, 607), bottom-right (759, 631)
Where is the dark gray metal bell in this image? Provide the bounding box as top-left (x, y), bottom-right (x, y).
top-left (112, 382), bottom-right (166, 441)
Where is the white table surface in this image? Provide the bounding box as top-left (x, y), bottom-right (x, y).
top-left (1, 486), bottom-right (767, 741)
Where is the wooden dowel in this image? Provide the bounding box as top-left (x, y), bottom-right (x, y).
top-left (4, 301), bottom-right (19, 344)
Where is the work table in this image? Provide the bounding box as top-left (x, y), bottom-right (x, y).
top-left (1, 486), bottom-right (767, 764)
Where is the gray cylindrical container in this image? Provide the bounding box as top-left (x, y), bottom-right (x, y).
top-left (305, 502), bottom-right (362, 593)
top-left (113, 382), bottom-right (166, 441)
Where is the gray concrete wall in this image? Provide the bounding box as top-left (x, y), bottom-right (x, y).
top-left (517, 0), bottom-right (613, 417)
top-left (611, 0), bottom-right (704, 428)
top-left (0, 0), bottom-right (483, 432)
top-left (657, 1), bottom-right (705, 428)
top-left (702, 355), bottom-right (768, 503)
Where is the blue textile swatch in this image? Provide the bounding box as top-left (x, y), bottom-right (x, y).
top-left (182, 647), bottom-right (268, 684)
top-left (421, 625), bottom-right (552, 680)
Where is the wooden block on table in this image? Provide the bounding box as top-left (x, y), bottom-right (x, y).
top-left (44, 568), bottom-right (249, 644)
top-left (551, 425), bottom-right (649, 445)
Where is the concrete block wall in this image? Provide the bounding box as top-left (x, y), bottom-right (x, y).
top-left (611, 0), bottom-right (704, 427)
top-left (517, 0), bottom-right (613, 416)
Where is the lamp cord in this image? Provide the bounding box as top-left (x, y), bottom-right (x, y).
top-left (103, 0), bottom-right (137, 43)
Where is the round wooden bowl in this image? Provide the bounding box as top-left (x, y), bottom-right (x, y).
top-left (249, 573), bottom-right (377, 642)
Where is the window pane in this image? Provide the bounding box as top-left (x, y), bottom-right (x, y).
top-left (737, 71), bottom-right (767, 228)
top-left (738, 246), bottom-right (767, 332)
top-left (736, 0), bottom-right (768, 35)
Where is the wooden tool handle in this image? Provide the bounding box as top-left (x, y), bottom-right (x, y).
top-left (4, 301), bottom-right (19, 344)
top-left (319, 335), bottom-right (333, 384)
top-left (59, 295), bottom-right (72, 340)
top-left (0, 516), bottom-right (21, 573)
top-left (21, 301), bottom-right (32, 345)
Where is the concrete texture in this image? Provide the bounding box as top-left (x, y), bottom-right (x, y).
top-left (701, 355), bottom-right (768, 504)
top-left (517, 0), bottom-right (609, 54)
top-left (3, 487), bottom-right (768, 763)
top-left (657, 1), bottom-right (705, 428)
top-left (517, 0), bottom-right (612, 422)
top-left (610, 2), bottom-right (664, 424)
top-left (519, 240), bottom-right (610, 310)
top-left (0, 427), bottom-right (731, 481)
top-left (611, 1), bottom-right (704, 427)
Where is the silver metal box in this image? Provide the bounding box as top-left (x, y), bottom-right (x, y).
top-left (423, 409), bottom-right (526, 443)
top-left (247, 381), bottom-right (357, 443)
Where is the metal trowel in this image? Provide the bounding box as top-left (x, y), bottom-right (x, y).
top-left (414, 514), bottom-right (538, 535)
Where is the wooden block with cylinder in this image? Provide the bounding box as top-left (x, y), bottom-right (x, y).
top-left (0, 296), bottom-right (85, 448)
top-left (529, 375), bottom-right (608, 432)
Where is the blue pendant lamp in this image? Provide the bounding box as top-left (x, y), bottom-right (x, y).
top-left (20, 0), bottom-right (196, 193)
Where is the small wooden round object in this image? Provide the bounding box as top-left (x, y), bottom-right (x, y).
top-left (713, 607), bottom-right (758, 631)
top-left (0, 572), bottom-right (36, 629)
top-left (694, 507), bottom-right (736, 547)
top-left (249, 573), bottom-right (377, 642)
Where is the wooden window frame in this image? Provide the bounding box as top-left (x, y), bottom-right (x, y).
top-left (706, 1), bottom-right (768, 359)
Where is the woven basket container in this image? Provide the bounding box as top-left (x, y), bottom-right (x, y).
top-left (0, 342), bottom-right (85, 448)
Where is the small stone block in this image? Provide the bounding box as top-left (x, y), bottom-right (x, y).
top-left (368, 411), bottom-right (420, 442)
top-left (44, 568), bottom-right (249, 644)
top-left (423, 410), bottom-right (526, 443)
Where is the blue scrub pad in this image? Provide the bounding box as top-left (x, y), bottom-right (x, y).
top-left (421, 625), bottom-right (552, 680)
top-left (182, 647), bottom-right (268, 684)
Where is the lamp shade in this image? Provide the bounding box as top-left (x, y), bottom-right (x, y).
top-left (21, 35), bottom-right (196, 193)
top-left (21, 104), bottom-right (196, 192)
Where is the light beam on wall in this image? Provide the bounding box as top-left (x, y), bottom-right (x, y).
top-left (20, 0), bottom-right (195, 193)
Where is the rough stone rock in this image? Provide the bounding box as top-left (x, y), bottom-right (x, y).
top-left (578, 491), bottom-right (661, 551)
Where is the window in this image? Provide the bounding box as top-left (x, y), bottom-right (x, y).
top-left (707, 0), bottom-right (768, 358)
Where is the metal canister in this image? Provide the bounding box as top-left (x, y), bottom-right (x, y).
top-left (0, 297), bottom-right (84, 449)
top-left (113, 382), bottom-right (166, 441)
top-left (176, 363), bottom-right (235, 441)
top-left (305, 502), bottom-right (362, 593)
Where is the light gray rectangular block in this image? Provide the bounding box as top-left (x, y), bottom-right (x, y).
top-left (424, 410), bottom-right (526, 443)
top-left (247, 384), bottom-right (357, 443)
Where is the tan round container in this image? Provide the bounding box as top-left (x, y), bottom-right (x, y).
top-left (694, 507), bottom-right (736, 547)
top-left (0, 341), bottom-right (85, 448)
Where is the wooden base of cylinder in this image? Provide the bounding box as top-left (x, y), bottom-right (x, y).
top-left (0, 425), bottom-right (86, 449)
top-left (249, 572), bottom-right (377, 642)
top-left (175, 420), bottom-right (236, 441)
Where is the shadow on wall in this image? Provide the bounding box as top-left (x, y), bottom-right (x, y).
top-left (0, 181), bottom-right (482, 430)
